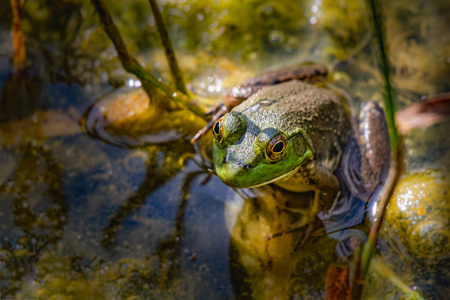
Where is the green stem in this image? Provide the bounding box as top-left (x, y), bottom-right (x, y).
top-left (148, 0), bottom-right (189, 97)
top-left (353, 0), bottom-right (404, 295)
top-left (361, 0), bottom-right (402, 273)
top-left (132, 67), bottom-right (206, 118)
top-left (369, 0), bottom-right (399, 151)
top-left (91, 0), bottom-right (206, 120)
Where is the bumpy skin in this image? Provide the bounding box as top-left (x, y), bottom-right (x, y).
top-left (214, 80), bottom-right (351, 212)
top-left (224, 64), bottom-right (328, 110)
top-left (357, 102), bottom-right (390, 193)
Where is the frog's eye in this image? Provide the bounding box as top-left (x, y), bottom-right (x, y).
top-left (266, 135), bottom-right (287, 161)
top-left (212, 118), bottom-right (224, 142)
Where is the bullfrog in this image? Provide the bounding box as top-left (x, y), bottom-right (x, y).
top-left (211, 65), bottom-right (390, 222)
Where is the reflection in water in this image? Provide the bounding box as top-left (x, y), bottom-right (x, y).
top-left (0, 144), bottom-right (67, 297)
top-left (101, 142), bottom-right (201, 249)
top-left (153, 169), bottom-right (209, 290)
top-left (80, 87), bottom-right (207, 148)
top-left (81, 88), bottom-right (185, 148)
top-left (0, 0), bottom-right (449, 298)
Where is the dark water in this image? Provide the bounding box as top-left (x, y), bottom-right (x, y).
top-left (1, 0), bottom-right (449, 299)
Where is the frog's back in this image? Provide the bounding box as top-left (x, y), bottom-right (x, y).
top-left (234, 80), bottom-right (351, 171)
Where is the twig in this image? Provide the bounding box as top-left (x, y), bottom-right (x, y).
top-left (90, 0), bottom-right (207, 120)
top-left (148, 0), bottom-right (189, 97)
top-left (11, 0), bottom-right (26, 74)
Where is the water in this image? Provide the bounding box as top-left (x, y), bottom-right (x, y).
top-left (1, 0), bottom-right (449, 299)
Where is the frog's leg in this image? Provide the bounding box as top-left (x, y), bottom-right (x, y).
top-left (354, 101), bottom-right (390, 199)
top-left (308, 164), bottom-right (341, 214)
top-left (270, 163), bottom-right (340, 242)
top-left (275, 163), bottom-right (340, 213)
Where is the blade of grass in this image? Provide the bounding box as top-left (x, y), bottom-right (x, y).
top-left (370, 0), bottom-right (399, 152)
top-left (148, 0), bottom-right (189, 97)
top-left (352, 0), bottom-right (403, 296)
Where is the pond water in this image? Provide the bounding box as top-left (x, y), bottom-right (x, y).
top-left (0, 0), bottom-right (449, 299)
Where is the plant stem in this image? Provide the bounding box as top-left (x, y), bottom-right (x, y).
top-left (352, 0), bottom-right (403, 295)
top-left (361, 147), bottom-right (403, 274)
top-left (369, 0), bottom-right (399, 151)
top-left (90, 0), bottom-right (206, 120)
top-left (11, 0), bottom-right (26, 74)
top-left (148, 0), bottom-right (189, 97)
top-left (361, 0), bottom-right (403, 275)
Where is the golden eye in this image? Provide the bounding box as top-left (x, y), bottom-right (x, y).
top-left (266, 135), bottom-right (287, 161)
top-left (212, 118), bottom-right (224, 142)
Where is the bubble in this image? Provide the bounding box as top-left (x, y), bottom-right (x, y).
top-left (269, 30), bottom-right (285, 44)
top-left (260, 5), bottom-right (274, 17)
top-left (248, 52), bottom-right (258, 60)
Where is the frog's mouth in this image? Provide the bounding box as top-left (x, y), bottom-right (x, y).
top-left (244, 165), bottom-right (301, 189)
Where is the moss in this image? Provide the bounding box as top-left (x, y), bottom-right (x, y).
top-left (382, 170), bottom-right (450, 262)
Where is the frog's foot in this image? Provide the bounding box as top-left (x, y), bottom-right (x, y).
top-left (278, 205), bottom-right (310, 215)
top-left (267, 215), bottom-right (311, 240)
top-left (294, 217), bottom-right (325, 251)
top-left (335, 236), bottom-right (364, 259)
top-left (356, 101), bottom-right (390, 197)
top-left (267, 215), bottom-right (324, 252)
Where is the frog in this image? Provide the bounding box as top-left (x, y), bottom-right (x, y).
top-left (210, 64), bottom-right (390, 233)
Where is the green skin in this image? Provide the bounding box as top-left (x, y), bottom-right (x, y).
top-left (213, 79), bottom-right (389, 215)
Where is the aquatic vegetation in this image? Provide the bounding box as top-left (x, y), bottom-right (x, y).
top-left (382, 0), bottom-right (450, 97)
top-left (382, 171), bottom-right (449, 263)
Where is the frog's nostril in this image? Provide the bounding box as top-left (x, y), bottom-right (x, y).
top-left (222, 157), bottom-right (227, 163)
top-left (243, 164), bottom-right (251, 170)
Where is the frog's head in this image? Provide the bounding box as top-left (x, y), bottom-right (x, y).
top-left (212, 111), bottom-right (313, 188)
